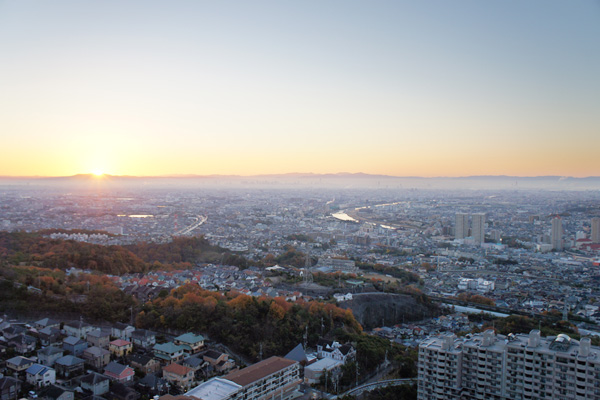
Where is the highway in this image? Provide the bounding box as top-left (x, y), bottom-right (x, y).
top-left (173, 215), bottom-right (207, 236)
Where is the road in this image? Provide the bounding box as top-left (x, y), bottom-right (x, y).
top-left (173, 215), bottom-right (207, 236)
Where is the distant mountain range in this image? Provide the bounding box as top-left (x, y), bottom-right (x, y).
top-left (1, 173), bottom-right (600, 190)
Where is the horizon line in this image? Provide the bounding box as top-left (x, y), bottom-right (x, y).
top-left (0, 172), bottom-right (599, 180)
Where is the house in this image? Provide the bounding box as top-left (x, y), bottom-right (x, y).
top-left (109, 339), bottom-right (133, 357)
top-left (131, 330), bottom-right (156, 349)
top-left (316, 338), bottom-right (356, 363)
top-left (135, 374), bottom-right (166, 396)
top-left (173, 333), bottom-right (204, 355)
top-left (182, 356), bottom-right (204, 375)
top-left (41, 384), bottom-right (74, 400)
top-left (82, 346), bottom-right (111, 370)
top-left (2, 325), bottom-right (26, 340)
top-left (162, 363), bottom-right (194, 390)
top-left (153, 342), bottom-right (185, 364)
top-left (80, 372), bottom-right (110, 396)
top-left (37, 346), bottom-right (64, 367)
top-left (104, 362), bottom-right (135, 384)
top-left (26, 364), bottom-right (56, 388)
top-left (86, 329), bottom-right (110, 349)
top-left (0, 377), bottom-right (21, 400)
top-left (108, 382), bottom-right (140, 400)
top-left (63, 336), bottom-right (88, 356)
top-left (111, 323), bottom-right (135, 340)
top-left (55, 355), bottom-right (85, 378)
top-left (63, 320), bottom-right (94, 339)
top-left (39, 327), bottom-right (62, 347)
top-left (128, 354), bottom-right (160, 375)
top-left (8, 334), bottom-right (37, 354)
top-left (34, 318), bottom-right (60, 331)
top-left (6, 356), bottom-right (35, 373)
top-left (202, 350), bottom-right (234, 373)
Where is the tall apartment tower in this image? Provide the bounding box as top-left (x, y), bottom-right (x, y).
top-left (471, 213), bottom-right (485, 245)
top-left (592, 217), bottom-right (600, 244)
top-left (455, 213), bottom-right (469, 240)
top-left (418, 330), bottom-right (600, 400)
top-left (551, 216), bottom-right (563, 251)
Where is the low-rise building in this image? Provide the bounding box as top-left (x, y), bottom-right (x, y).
top-left (86, 329), bottom-right (110, 349)
top-left (37, 346), bottom-right (64, 367)
top-left (109, 339), bottom-right (133, 357)
top-left (55, 355), bottom-right (85, 378)
top-left (131, 329), bottom-right (156, 349)
top-left (82, 346), bottom-right (111, 370)
top-left (174, 333), bottom-right (205, 354)
top-left (26, 364), bottom-right (56, 388)
top-left (162, 363), bottom-right (195, 390)
top-left (80, 372), bottom-right (110, 396)
top-left (104, 362), bottom-right (135, 384)
top-left (153, 342), bottom-right (185, 364)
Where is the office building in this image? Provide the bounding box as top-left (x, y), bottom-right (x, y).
top-left (592, 217), bottom-right (600, 244)
top-left (418, 329), bottom-right (600, 400)
top-left (551, 216), bottom-right (563, 251)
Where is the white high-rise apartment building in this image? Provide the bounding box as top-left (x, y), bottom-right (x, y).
top-left (552, 216), bottom-right (563, 251)
top-left (592, 217), bottom-right (600, 244)
top-left (418, 329), bottom-right (600, 400)
top-left (455, 213), bottom-right (470, 240)
top-left (471, 213), bottom-right (485, 245)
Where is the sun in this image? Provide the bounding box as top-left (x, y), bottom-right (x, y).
top-left (91, 169), bottom-right (105, 177)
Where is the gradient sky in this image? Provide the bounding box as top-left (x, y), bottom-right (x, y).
top-left (1, 0), bottom-right (599, 177)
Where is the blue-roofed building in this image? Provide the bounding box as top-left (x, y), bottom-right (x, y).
top-left (37, 346), bottom-right (64, 367)
top-left (152, 342), bottom-right (185, 364)
top-left (55, 355), bottom-right (85, 378)
top-left (26, 364), bottom-right (56, 387)
top-left (63, 336), bottom-right (88, 356)
top-left (173, 333), bottom-right (205, 354)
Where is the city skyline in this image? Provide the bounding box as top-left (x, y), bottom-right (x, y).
top-left (1, 1), bottom-right (599, 178)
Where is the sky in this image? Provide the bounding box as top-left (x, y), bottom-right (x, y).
top-left (0, 1), bottom-right (599, 178)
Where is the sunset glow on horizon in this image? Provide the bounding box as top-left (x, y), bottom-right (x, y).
top-left (1, 1), bottom-right (599, 178)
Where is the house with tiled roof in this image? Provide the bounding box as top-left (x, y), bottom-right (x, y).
top-left (316, 338), bottom-right (356, 363)
top-left (64, 320), bottom-right (94, 339)
top-left (109, 339), bottom-right (133, 357)
top-left (82, 346), bottom-right (111, 369)
top-left (34, 318), bottom-right (60, 330)
top-left (55, 355), bottom-right (85, 378)
top-left (37, 346), bottom-right (64, 367)
top-left (63, 336), bottom-right (88, 356)
top-left (9, 334), bottom-right (37, 354)
top-left (128, 354), bottom-right (160, 375)
top-left (153, 342), bottom-right (185, 364)
top-left (131, 329), bottom-right (156, 349)
top-left (26, 364), bottom-right (56, 388)
top-left (0, 377), bottom-right (21, 400)
top-left (86, 329), bottom-right (111, 349)
top-left (173, 333), bottom-right (204, 355)
top-left (80, 372), bottom-right (110, 396)
top-left (104, 362), bottom-right (135, 384)
top-left (112, 323), bottom-right (135, 340)
top-left (162, 363), bottom-right (194, 390)
top-left (38, 327), bottom-right (62, 347)
top-left (6, 356), bottom-right (34, 373)
top-left (41, 384), bottom-right (74, 400)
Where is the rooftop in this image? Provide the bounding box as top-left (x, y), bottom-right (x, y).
top-left (185, 378), bottom-right (241, 400)
top-left (224, 356), bottom-right (296, 387)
